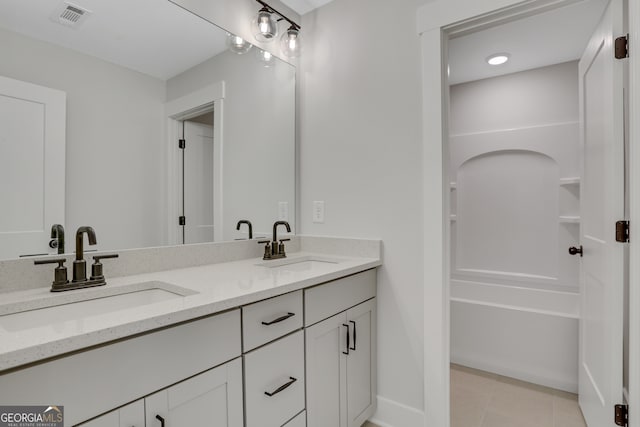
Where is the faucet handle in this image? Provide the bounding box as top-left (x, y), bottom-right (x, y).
top-left (91, 254), bottom-right (119, 281)
top-left (34, 257), bottom-right (69, 290)
top-left (257, 240), bottom-right (272, 260)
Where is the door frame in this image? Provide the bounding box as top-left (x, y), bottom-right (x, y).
top-left (164, 81), bottom-right (225, 245)
top-left (416, 0), bottom-right (640, 426)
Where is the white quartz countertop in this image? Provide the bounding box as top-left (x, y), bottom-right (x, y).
top-left (0, 252), bottom-right (380, 372)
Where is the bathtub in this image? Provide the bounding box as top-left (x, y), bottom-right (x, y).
top-left (450, 280), bottom-right (579, 392)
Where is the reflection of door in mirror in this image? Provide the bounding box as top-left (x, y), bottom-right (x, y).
top-left (0, 75), bottom-right (66, 259)
top-left (180, 112), bottom-right (215, 244)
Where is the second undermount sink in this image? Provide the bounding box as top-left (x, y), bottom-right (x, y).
top-left (0, 281), bottom-right (197, 332)
top-left (256, 255), bottom-right (341, 271)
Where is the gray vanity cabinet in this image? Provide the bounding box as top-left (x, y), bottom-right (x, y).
top-left (305, 270), bottom-right (377, 427)
top-left (80, 401), bottom-right (144, 427)
top-left (81, 359), bottom-right (243, 427)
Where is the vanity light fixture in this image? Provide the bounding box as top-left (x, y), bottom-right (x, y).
top-left (252, 6), bottom-right (279, 42)
top-left (253, 0), bottom-right (302, 58)
top-left (486, 53), bottom-right (510, 65)
top-left (227, 34), bottom-right (252, 54)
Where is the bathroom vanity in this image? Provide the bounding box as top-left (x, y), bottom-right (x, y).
top-left (0, 238), bottom-right (380, 427)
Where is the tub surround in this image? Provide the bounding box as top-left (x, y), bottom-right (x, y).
top-left (0, 236), bottom-right (381, 372)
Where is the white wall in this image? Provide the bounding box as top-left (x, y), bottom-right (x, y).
top-left (0, 27), bottom-right (166, 253)
top-left (166, 51), bottom-right (296, 240)
top-left (299, 0), bottom-right (426, 424)
top-left (449, 61), bottom-right (579, 134)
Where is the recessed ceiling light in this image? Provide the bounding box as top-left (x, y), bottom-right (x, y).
top-left (486, 53), bottom-right (510, 65)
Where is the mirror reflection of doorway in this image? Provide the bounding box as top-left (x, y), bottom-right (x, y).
top-left (179, 110), bottom-right (214, 244)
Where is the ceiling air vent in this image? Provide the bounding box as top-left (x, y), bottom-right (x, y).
top-left (52, 2), bottom-right (92, 28)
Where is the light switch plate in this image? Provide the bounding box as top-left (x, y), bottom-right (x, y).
top-left (278, 202), bottom-right (289, 221)
top-left (313, 201), bottom-right (325, 223)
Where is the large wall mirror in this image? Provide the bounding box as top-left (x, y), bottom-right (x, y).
top-left (0, 0), bottom-right (296, 260)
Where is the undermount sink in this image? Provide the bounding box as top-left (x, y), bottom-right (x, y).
top-left (0, 281), bottom-right (197, 332)
top-left (256, 255), bottom-right (341, 271)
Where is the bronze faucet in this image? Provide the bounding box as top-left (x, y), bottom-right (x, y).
top-left (73, 226), bottom-right (97, 282)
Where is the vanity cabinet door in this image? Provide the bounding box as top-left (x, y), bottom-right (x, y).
top-left (305, 312), bottom-right (348, 427)
top-left (346, 299), bottom-right (376, 427)
top-left (79, 400), bottom-right (144, 427)
top-left (305, 299), bottom-right (377, 427)
top-left (145, 358), bottom-right (243, 427)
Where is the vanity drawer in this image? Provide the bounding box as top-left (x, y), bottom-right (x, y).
top-left (242, 290), bottom-right (303, 351)
top-left (244, 330), bottom-right (305, 427)
top-left (305, 269), bottom-right (376, 326)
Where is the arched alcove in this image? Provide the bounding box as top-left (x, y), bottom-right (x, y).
top-left (455, 149), bottom-right (560, 280)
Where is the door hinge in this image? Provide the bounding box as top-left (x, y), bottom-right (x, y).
top-left (615, 35), bottom-right (629, 59)
top-left (178, 139), bottom-right (186, 149)
top-left (615, 404), bottom-right (628, 426)
top-left (178, 216), bottom-right (186, 226)
top-left (616, 221), bottom-right (630, 243)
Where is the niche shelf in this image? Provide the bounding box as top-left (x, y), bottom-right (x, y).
top-left (560, 177), bottom-right (581, 186)
top-left (450, 214), bottom-right (457, 221)
top-left (450, 182), bottom-right (457, 190)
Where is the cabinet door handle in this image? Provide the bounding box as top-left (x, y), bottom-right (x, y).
top-left (261, 312), bottom-right (295, 325)
top-left (264, 376), bottom-right (297, 397)
top-left (349, 320), bottom-right (357, 351)
top-left (342, 323), bottom-right (350, 355)
top-left (155, 415), bottom-right (165, 427)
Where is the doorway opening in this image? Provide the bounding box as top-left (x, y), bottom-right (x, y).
top-left (445, 0), bottom-right (627, 426)
top-left (178, 110), bottom-right (215, 245)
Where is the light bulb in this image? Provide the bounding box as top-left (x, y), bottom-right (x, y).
top-left (227, 33), bottom-right (252, 54)
top-left (252, 8), bottom-right (278, 42)
top-left (256, 49), bottom-right (275, 67)
top-left (280, 26), bottom-right (301, 58)
top-left (486, 53), bottom-right (510, 65)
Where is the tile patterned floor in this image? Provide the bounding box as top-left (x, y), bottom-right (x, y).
top-left (451, 364), bottom-right (587, 427)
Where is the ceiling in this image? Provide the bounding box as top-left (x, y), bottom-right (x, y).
top-left (448, 0), bottom-right (609, 85)
top-left (280, 0), bottom-right (334, 16)
top-left (0, 0), bottom-right (228, 80)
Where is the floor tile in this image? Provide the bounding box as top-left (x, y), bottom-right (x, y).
top-left (451, 365), bottom-right (587, 427)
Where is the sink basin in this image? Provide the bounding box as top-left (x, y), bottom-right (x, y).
top-left (0, 281), bottom-right (197, 332)
top-left (256, 255), bottom-right (341, 271)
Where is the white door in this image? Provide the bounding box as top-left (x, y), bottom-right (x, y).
top-left (181, 119), bottom-right (214, 244)
top-left (0, 75), bottom-right (65, 259)
top-left (346, 299), bottom-right (376, 427)
top-left (578, 0), bottom-right (626, 425)
top-left (145, 358), bottom-right (243, 427)
top-left (306, 312), bottom-right (348, 427)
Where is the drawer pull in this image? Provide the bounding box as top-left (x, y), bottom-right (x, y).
top-left (265, 376), bottom-right (297, 397)
top-left (155, 415), bottom-right (165, 427)
top-left (342, 324), bottom-right (350, 355)
top-left (350, 320), bottom-right (357, 351)
top-left (261, 312), bottom-right (295, 326)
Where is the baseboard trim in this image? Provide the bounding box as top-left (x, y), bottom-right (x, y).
top-left (451, 355), bottom-right (578, 393)
top-left (369, 395), bottom-right (425, 427)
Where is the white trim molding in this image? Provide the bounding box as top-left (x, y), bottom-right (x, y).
top-left (370, 395), bottom-right (425, 427)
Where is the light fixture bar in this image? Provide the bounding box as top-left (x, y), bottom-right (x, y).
top-left (254, 0), bottom-right (301, 30)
